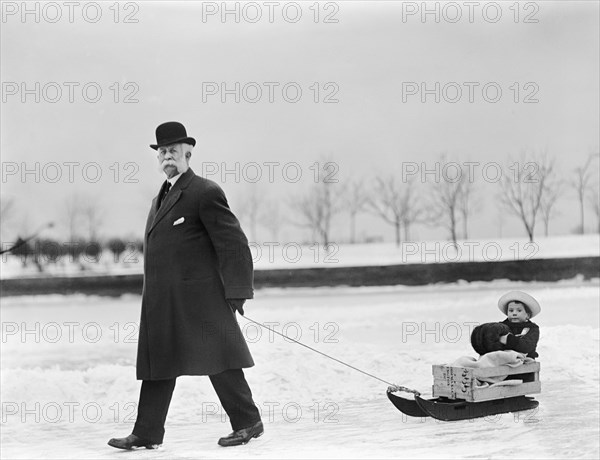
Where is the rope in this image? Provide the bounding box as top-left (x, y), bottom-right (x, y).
top-left (386, 384), bottom-right (421, 396)
top-left (242, 315), bottom-right (420, 396)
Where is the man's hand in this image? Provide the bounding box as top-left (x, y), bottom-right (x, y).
top-left (227, 299), bottom-right (246, 316)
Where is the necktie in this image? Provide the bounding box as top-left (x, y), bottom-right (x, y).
top-left (158, 181), bottom-right (171, 209)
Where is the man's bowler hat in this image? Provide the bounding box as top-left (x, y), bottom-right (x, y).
top-left (150, 121), bottom-right (196, 150)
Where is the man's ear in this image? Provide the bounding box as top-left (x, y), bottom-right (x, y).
top-left (185, 151), bottom-right (192, 159)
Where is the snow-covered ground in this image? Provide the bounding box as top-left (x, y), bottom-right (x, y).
top-left (1, 234), bottom-right (599, 278)
top-left (1, 279), bottom-right (598, 459)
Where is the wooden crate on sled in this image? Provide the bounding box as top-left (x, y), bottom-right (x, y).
top-left (432, 362), bottom-right (541, 402)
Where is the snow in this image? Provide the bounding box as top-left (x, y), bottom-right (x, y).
top-left (2, 234), bottom-right (599, 278)
top-left (1, 280), bottom-right (599, 459)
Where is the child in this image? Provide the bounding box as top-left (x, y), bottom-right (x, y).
top-left (497, 290), bottom-right (541, 359)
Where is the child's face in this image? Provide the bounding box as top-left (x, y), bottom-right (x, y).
top-left (506, 302), bottom-right (529, 323)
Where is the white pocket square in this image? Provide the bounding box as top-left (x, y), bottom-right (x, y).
top-left (173, 217), bottom-right (185, 226)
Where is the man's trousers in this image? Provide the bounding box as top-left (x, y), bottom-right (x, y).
top-left (132, 369), bottom-right (261, 444)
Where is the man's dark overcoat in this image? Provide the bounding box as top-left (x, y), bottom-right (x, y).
top-left (136, 168), bottom-right (254, 380)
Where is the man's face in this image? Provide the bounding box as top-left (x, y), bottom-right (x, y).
top-left (506, 301), bottom-right (529, 323)
top-left (157, 144), bottom-right (189, 178)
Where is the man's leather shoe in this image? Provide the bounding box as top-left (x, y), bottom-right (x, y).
top-left (107, 434), bottom-right (160, 450)
top-left (218, 420), bottom-right (264, 447)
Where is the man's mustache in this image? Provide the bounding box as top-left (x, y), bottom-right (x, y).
top-left (158, 159), bottom-right (182, 174)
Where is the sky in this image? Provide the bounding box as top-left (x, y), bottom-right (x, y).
top-left (1, 0), bottom-right (599, 245)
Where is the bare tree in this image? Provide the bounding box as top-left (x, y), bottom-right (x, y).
top-left (64, 195), bottom-right (84, 241)
top-left (0, 196), bottom-right (15, 241)
top-left (367, 176), bottom-right (403, 247)
top-left (423, 155), bottom-right (480, 247)
top-left (570, 154), bottom-right (599, 234)
top-left (288, 179), bottom-right (342, 248)
top-left (428, 166), bottom-right (463, 248)
top-left (495, 209), bottom-right (504, 239)
top-left (539, 179), bottom-right (563, 237)
top-left (107, 238), bottom-right (127, 263)
top-left (588, 183), bottom-right (600, 234)
top-left (367, 175), bottom-right (421, 246)
top-left (260, 198), bottom-right (282, 242)
top-left (80, 195), bottom-right (104, 241)
top-left (400, 183), bottom-right (423, 241)
top-left (343, 179), bottom-right (369, 243)
top-left (10, 215), bottom-right (33, 267)
top-left (499, 153), bottom-right (555, 243)
top-left (236, 185), bottom-right (261, 242)
top-left (457, 176), bottom-right (480, 240)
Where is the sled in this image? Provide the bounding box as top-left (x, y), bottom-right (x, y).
top-left (387, 361), bottom-right (540, 421)
top-left (387, 392), bottom-right (539, 421)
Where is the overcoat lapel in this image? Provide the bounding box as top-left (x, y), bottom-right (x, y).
top-left (147, 168), bottom-right (195, 235)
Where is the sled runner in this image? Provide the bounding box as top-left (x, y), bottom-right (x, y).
top-left (387, 392), bottom-right (539, 421)
top-left (388, 361), bottom-right (540, 421)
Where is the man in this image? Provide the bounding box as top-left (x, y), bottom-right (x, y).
top-left (108, 121), bottom-right (263, 449)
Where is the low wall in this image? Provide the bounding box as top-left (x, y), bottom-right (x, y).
top-left (1, 257), bottom-right (598, 297)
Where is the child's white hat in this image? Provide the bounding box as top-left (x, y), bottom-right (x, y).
top-left (498, 291), bottom-right (541, 318)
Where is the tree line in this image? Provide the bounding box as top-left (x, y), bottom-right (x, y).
top-left (1, 151), bottom-right (598, 272)
top-left (238, 152), bottom-right (600, 247)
